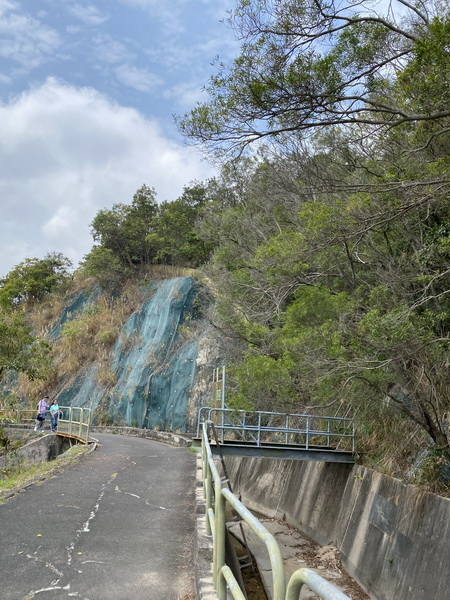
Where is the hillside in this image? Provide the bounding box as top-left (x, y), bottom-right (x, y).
top-left (1, 268), bottom-right (225, 433)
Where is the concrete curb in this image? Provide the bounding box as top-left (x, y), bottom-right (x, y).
top-left (89, 425), bottom-right (192, 447)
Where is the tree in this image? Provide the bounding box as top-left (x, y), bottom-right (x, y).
top-left (90, 185), bottom-right (158, 267)
top-left (80, 246), bottom-right (131, 291)
top-left (198, 147), bottom-right (450, 469)
top-left (148, 184), bottom-right (214, 267)
top-left (0, 308), bottom-right (52, 382)
top-left (178, 0), bottom-right (450, 155)
top-left (0, 253), bottom-right (72, 308)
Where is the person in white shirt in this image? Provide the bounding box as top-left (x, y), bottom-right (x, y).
top-left (34, 395), bottom-right (49, 431)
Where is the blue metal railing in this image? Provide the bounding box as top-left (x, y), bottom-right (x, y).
top-left (197, 407), bottom-right (355, 452)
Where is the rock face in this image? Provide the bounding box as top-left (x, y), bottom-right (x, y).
top-left (56, 276), bottom-right (223, 432)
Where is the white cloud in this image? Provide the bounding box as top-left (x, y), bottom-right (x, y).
top-left (115, 64), bottom-right (163, 92)
top-left (164, 81), bottom-right (206, 111)
top-left (0, 0), bottom-right (18, 16)
top-left (0, 78), bottom-right (215, 276)
top-left (92, 33), bottom-right (134, 65)
top-left (67, 3), bottom-right (110, 26)
top-left (114, 0), bottom-right (185, 36)
top-left (0, 7), bottom-right (61, 68)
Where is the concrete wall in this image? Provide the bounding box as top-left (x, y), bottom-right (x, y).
top-left (6, 434), bottom-right (72, 469)
top-left (224, 457), bottom-right (450, 600)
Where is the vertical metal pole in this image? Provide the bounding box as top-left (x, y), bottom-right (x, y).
top-left (257, 412), bottom-right (261, 446)
top-left (86, 408), bottom-right (91, 442)
top-left (306, 416), bottom-right (310, 449)
top-left (221, 366), bottom-right (225, 443)
top-left (205, 468), bottom-right (212, 535)
top-left (215, 490), bottom-right (227, 600)
top-left (285, 414), bottom-right (289, 444)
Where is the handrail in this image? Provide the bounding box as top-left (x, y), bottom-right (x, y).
top-left (0, 409), bottom-right (37, 423)
top-left (0, 406), bottom-right (91, 444)
top-left (198, 407), bottom-right (355, 452)
top-left (201, 420), bottom-right (351, 600)
top-left (286, 568), bottom-right (351, 600)
top-left (57, 406), bottom-right (91, 443)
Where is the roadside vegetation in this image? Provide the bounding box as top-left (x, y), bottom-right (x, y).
top-left (1, 0), bottom-right (449, 493)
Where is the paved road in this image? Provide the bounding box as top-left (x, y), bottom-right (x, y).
top-left (0, 433), bottom-right (196, 600)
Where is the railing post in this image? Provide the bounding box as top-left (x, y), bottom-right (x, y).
top-left (306, 415), bottom-right (310, 449)
top-left (257, 412), bottom-right (261, 446)
top-left (211, 474), bottom-right (225, 592)
top-left (205, 461), bottom-right (213, 536)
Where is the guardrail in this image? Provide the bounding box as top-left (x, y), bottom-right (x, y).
top-left (0, 406), bottom-right (91, 443)
top-left (197, 407), bottom-right (355, 452)
top-left (201, 421), bottom-right (350, 600)
top-left (0, 409), bottom-right (37, 424)
top-left (57, 406), bottom-right (91, 443)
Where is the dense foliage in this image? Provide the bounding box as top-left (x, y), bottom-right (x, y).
top-left (0, 252), bottom-right (72, 309)
top-left (82, 183), bottom-right (213, 289)
top-left (178, 0), bottom-right (450, 481)
top-left (0, 253), bottom-right (71, 384)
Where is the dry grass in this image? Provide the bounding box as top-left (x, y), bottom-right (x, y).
top-left (140, 264), bottom-right (197, 279)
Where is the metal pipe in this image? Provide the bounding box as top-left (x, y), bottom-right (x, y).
top-left (220, 566), bottom-right (246, 600)
top-left (285, 568), bottom-right (350, 600)
top-left (222, 488), bottom-right (286, 600)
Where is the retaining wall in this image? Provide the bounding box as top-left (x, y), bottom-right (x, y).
top-left (5, 434), bottom-right (72, 469)
top-left (224, 456), bottom-right (450, 600)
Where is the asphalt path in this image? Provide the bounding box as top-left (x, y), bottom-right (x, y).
top-left (0, 433), bottom-right (196, 600)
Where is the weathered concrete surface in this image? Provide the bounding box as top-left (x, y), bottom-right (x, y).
top-left (0, 433), bottom-right (196, 600)
top-left (225, 457), bottom-right (450, 600)
top-left (5, 432), bottom-right (72, 469)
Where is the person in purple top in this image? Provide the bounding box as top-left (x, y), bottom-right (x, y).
top-left (34, 395), bottom-right (49, 431)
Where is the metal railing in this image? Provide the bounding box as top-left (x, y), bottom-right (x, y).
top-left (0, 409), bottom-right (37, 424)
top-left (57, 406), bottom-right (91, 443)
top-left (0, 406), bottom-right (91, 443)
top-left (201, 421), bottom-right (350, 600)
top-left (197, 407), bottom-right (355, 452)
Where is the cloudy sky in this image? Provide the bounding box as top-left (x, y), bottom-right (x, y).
top-left (0, 0), bottom-right (237, 277)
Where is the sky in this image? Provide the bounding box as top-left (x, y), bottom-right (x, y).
top-left (0, 0), bottom-right (237, 277)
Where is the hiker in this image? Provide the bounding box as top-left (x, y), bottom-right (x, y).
top-left (34, 395), bottom-right (49, 432)
top-left (49, 398), bottom-right (60, 432)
